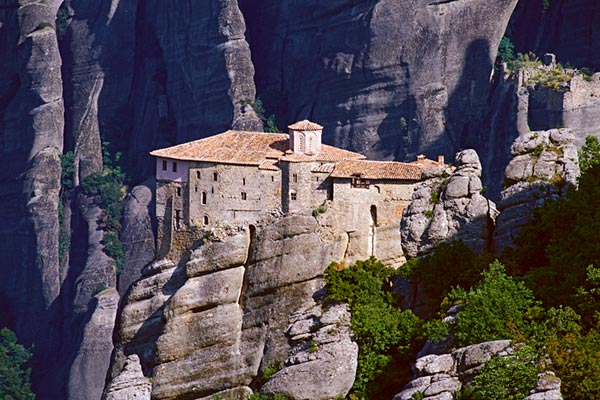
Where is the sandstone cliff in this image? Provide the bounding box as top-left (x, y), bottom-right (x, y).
top-left (107, 215), bottom-right (357, 399)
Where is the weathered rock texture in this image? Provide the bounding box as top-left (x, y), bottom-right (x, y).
top-left (261, 303), bottom-right (357, 400)
top-left (68, 288), bottom-right (120, 400)
top-left (0, 0), bottom-right (63, 333)
top-left (127, 0), bottom-right (262, 179)
top-left (494, 128), bottom-right (579, 251)
top-left (401, 150), bottom-right (496, 258)
top-left (240, 0), bottom-right (518, 161)
top-left (119, 182), bottom-right (156, 295)
top-left (395, 340), bottom-right (563, 400)
top-left (107, 215), bottom-right (354, 399)
top-left (104, 354), bottom-right (152, 400)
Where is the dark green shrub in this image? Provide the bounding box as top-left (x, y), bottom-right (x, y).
top-left (0, 328), bottom-right (35, 400)
top-left (399, 242), bottom-right (493, 315)
top-left (261, 362), bottom-right (281, 381)
top-left (60, 151), bottom-right (75, 189)
top-left (443, 261), bottom-right (537, 346)
top-left (497, 37), bottom-right (515, 63)
top-left (102, 231), bottom-right (124, 275)
top-left (578, 135), bottom-right (600, 174)
top-left (325, 258), bottom-right (423, 399)
top-left (461, 346), bottom-right (538, 400)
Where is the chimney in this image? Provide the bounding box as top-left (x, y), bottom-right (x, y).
top-left (438, 155), bottom-right (445, 165)
top-left (417, 154), bottom-right (426, 164)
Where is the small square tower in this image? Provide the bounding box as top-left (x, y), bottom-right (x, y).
top-left (288, 120), bottom-right (323, 155)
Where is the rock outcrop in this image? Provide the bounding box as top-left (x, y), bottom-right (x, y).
top-left (68, 288), bottom-right (120, 400)
top-left (240, 0), bottom-right (518, 161)
top-left (395, 340), bottom-right (563, 400)
top-left (0, 0), bottom-right (64, 333)
top-left (104, 355), bottom-right (152, 400)
top-left (261, 303), bottom-right (357, 400)
top-left (494, 128), bottom-right (579, 251)
top-left (107, 215), bottom-right (353, 399)
top-left (401, 150), bottom-right (496, 257)
top-left (127, 0), bottom-right (262, 178)
top-left (119, 181), bottom-right (156, 295)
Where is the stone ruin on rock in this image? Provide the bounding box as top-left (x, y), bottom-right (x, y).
top-left (150, 120), bottom-right (445, 264)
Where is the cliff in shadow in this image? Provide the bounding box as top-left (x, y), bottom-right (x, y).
top-left (239, 0), bottom-right (518, 162)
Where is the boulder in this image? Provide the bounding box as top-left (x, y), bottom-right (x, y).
top-left (494, 129), bottom-right (579, 251)
top-left (401, 150), bottom-right (496, 257)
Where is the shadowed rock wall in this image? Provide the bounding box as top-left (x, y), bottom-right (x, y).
top-left (240, 0), bottom-right (518, 161)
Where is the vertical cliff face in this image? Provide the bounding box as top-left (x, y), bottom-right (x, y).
top-left (508, 0), bottom-right (600, 69)
top-left (239, 0), bottom-right (518, 161)
top-left (0, 0), bottom-right (261, 398)
top-left (107, 215), bottom-right (356, 399)
top-left (127, 0), bottom-right (262, 178)
top-left (0, 0), bottom-right (63, 339)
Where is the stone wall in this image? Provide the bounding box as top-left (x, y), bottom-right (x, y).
top-left (188, 162), bottom-right (282, 227)
top-left (282, 161), bottom-right (333, 214)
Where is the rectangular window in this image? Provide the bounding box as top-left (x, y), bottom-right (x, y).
top-left (172, 162), bottom-right (177, 173)
top-left (271, 176), bottom-right (275, 182)
top-left (241, 192), bottom-right (247, 200)
top-left (291, 192), bottom-right (297, 201)
top-left (242, 178), bottom-right (246, 186)
top-left (213, 172), bottom-right (218, 181)
top-left (196, 171), bottom-right (201, 179)
top-left (194, 185), bottom-right (198, 193)
top-left (176, 187), bottom-right (181, 197)
top-left (162, 160), bottom-right (167, 171)
top-left (351, 177), bottom-right (370, 189)
top-left (292, 173), bottom-right (298, 183)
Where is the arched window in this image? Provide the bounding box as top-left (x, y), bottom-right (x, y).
top-left (201, 191), bottom-right (207, 205)
top-left (203, 215), bottom-right (209, 225)
top-left (308, 135), bottom-right (314, 152)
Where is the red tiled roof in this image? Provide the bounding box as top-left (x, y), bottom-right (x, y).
top-left (150, 130), bottom-right (365, 165)
top-left (150, 131), bottom-right (288, 165)
top-left (281, 145), bottom-right (365, 163)
top-left (330, 160), bottom-right (424, 181)
top-left (287, 120), bottom-right (323, 131)
top-left (311, 164), bottom-right (335, 174)
top-left (258, 159), bottom-right (279, 171)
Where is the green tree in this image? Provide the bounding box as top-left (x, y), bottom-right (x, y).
top-left (497, 37), bottom-right (515, 63)
top-left (579, 135), bottom-right (600, 174)
top-left (443, 261), bottom-right (537, 346)
top-left (0, 328), bottom-right (35, 400)
top-left (325, 258), bottom-right (423, 399)
top-left (60, 151), bottom-right (75, 189)
top-left (462, 346), bottom-right (538, 400)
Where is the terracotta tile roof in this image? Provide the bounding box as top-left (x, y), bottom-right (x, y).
top-left (280, 145), bottom-right (365, 163)
top-left (287, 120), bottom-right (323, 131)
top-left (258, 159), bottom-right (279, 171)
top-left (330, 160), bottom-right (424, 181)
top-left (311, 164), bottom-right (335, 174)
top-left (150, 131), bottom-right (288, 165)
top-left (151, 129), bottom-right (365, 168)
